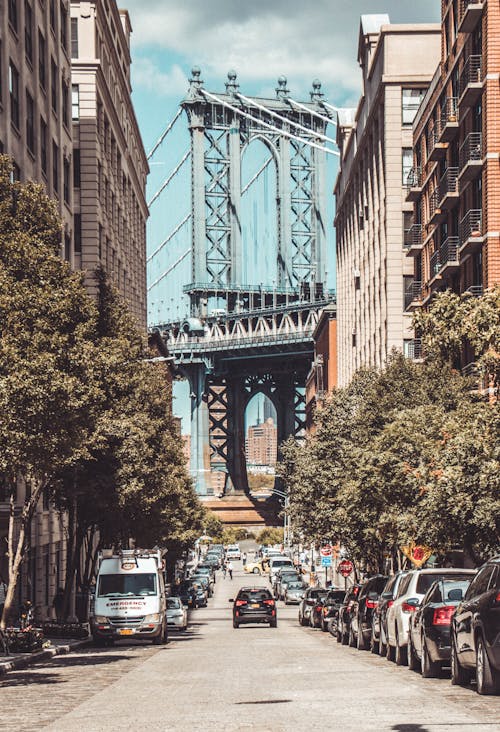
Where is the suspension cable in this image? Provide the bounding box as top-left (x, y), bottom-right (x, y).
top-left (321, 101), bottom-right (342, 114)
top-left (147, 151), bottom-right (191, 208)
top-left (148, 248), bottom-right (190, 291)
top-left (286, 97), bottom-right (337, 127)
top-left (242, 157), bottom-right (273, 194)
top-left (236, 92), bottom-right (338, 146)
top-left (147, 213), bottom-right (191, 263)
top-left (146, 107), bottom-right (183, 160)
top-left (201, 90), bottom-right (339, 157)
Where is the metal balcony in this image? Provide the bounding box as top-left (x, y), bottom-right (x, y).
top-left (459, 132), bottom-right (483, 182)
top-left (459, 55), bottom-right (483, 107)
top-left (404, 223), bottom-right (424, 254)
top-left (459, 209), bottom-right (483, 254)
top-left (405, 167), bottom-right (422, 201)
top-left (439, 97), bottom-right (459, 142)
top-left (438, 167), bottom-right (459, 209)
top-left (430, 249), bottom-right (441, 278)
top-left (439, 236), bottom-right (460, 275)
top-left (404, 281), bottom-right (423, 311)
top-left (458, 0), bottom-right (484, 34)
top-left (427, 127), bottom-right (447, 162)
top-left (429, 188), bottom-right (445, 225)
top-left (465, 284), bottom-right (483, 297)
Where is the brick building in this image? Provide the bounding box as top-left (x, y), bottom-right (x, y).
top-left (404, 0), bottom-right (500, 357)
top-left (246, 418), bottom-right (278, 467)
top-left (305, 302), bottom-right (337, 432)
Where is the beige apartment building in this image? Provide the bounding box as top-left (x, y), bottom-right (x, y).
top-left (246, 418), bottom-right (278, 467)
top-left (71, 0), bottom-right (148, 328)
top-left (405, 0), bottom-right (500, 368)
top-left (334, 16), bottom-right (441, 386)
top-left (0, 0), bottom-right (148, 620)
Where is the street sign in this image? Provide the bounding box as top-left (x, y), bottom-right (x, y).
top-left (320, 545), bottom-right (332, 557)
top-left (321, 555), bottom-right (332, 567)
top-left (338, 559), bottom-right (354, 577)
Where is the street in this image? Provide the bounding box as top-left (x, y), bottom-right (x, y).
top-left (1, 559), bottom-right (500, 732)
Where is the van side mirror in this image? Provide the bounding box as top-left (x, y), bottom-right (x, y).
top-left (229, 598), bottom-right (234, 603)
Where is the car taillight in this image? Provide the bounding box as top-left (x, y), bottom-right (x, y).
top-left (323, 606), bottom-right (329, 614)
top-left (235, 600), bottom-right (247, 607)
top-left (494, 592), bottom-right (500, 606)
top-left (263, 599), bottom-right (275, 606)
top-left (387, 600), bottom-right (394, 608)
top-left (402, 601), bottom-right (418, 614)
top-left (315, 605), bottom-right (322, 612)
top-left (365, 599), bottom-right (378, 609)
top-left (432, 606), bottom-right (455, 625)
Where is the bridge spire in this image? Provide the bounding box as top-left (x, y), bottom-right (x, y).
top-left (310, 79), bottom-right (325, 103)
top-left (225, 69), bottom-right (239, 95)
top-left (275, 75), bottom-right (289, 100)
top-left (188, 65), bottom-right (204, 97)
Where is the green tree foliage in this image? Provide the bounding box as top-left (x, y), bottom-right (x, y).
top-left (256, 527), bottom-right (284, 546)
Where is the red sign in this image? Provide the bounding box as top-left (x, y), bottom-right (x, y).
top-left (338, 559), bottom-right (354, 577)
top-left (320, 545), bottom-right (332, 557)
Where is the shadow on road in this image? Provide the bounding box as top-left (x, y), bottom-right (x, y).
top-left (39, 653), bottom-right (133, 669)
top-left (0, 671), bottom-right (63, 687)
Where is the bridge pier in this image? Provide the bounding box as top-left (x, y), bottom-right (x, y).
top-left (187, 364), bottom-right (212, 495)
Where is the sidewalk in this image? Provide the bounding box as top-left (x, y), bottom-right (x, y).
top-left (0, 636), bottom-right (91, 677)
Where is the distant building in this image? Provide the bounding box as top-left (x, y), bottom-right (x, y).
top-left (405, 0), bottom-right (500, 368)
top-left (305, 302), bottom-right (337, 432)
top-left (246, 418), bottom-right (277, 466)
top-left (334, 15), bottom-right (441, 386)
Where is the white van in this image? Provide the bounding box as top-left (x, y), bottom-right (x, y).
top-left (91, 549), bottom-right (167, 646)
top-left (269, 556), bottom-right (294, 584)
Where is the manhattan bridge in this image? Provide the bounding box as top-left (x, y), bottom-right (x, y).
top-left (147, 67), bottom-right (339, 496)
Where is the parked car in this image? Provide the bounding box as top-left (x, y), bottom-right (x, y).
top-left (166, 596), bottom-right (188, 631)
top-left (386, 568), bottom-right (473, 666)
top-left (190, 573), bottom-right (213, 598)
top-left (371, 571), bottom-right (409, 656)
top-left (298, 587), bottom-right (328, 627)
top-left (350, 574), bottom-right (389, 650)
top-left (337, 584), bottom-right (362, 644)
top-left (197, 563), bottom-right (216, 582)
top-left (230, 586), bottom-right (277, 628)
top-left (226, 544), bottom-right (241, 560)
top-left (284, 581), bottom-right (307, 605)
top-left (274, 569), bottom-right (301, 600)
top-left (269, 556), bottom-right (294, 585)
top-left (320, 588), bottom-right (346, 632)
top-left (451, 557), bottom-right (500, 695)
top-left (408, 575), bottom-right (474, 677)
top-left (174, 580), bottom-right (198, 608)
top-left (191, 580), bottom-right (208, 608)
top-left (203, 554), bottom-right (221, 570)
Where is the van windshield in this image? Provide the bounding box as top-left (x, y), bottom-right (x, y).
top-left (98, 573), bottom-right (157, 597)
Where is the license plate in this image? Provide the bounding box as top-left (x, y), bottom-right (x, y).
top-left (251, 603), bottom-right (260, 608)
top-left (119, 629), bottom-right (134, 636)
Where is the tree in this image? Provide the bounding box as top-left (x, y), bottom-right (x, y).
top-left (0, 157), bottom-right (102, 626)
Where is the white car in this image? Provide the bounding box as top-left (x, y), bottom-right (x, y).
top-left (268, 556), bottom-right (294, 584)
top-left (225, 544), bottom-right (241, 560)
top-left (386, 568), bottom-right (474, 665)
top-left (166, 596), bottom-right (188, 631)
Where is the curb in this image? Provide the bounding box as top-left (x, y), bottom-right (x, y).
top-left (0, 638), bottom-right (91, 677)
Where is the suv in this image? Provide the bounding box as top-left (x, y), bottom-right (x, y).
top-left (298, 587), bottom-right (328, 627)
top-left (350, 574), bottom-right (389, 650)
top-left (320, 588), bottom-right (346, 633)
top-left (451, 557), bottom-right (500, 695)
top-left (372, 571), bottom-right (409, 656)
top-left (274, 569), bottom-right (300, 600)
top-left (230, 587), bottom-right (277, 628)
top-left (386, 568), bottom-right (473, 666)
top-left (226, 545), bottom-right (241, 560)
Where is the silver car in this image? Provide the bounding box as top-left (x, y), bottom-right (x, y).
top-left (167, 596), bottom-right (188, 631)
top-left (284, 582), bottom-right (306, 605)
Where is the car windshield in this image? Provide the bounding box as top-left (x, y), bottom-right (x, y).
top-left (239, 590), bottom-right (272, 602)
top-left (98, 573), bottom-right (156, 597)
top-left (416, 573), bottom-right (472, 595)
top-left (167, 597), bottom-right (181, 609)
top-left (271, 560), bottom-right (292, 568)
top-left (287, 583), bottom-right (304, 590)
top-left (327, 591), bottom-right (346, 602)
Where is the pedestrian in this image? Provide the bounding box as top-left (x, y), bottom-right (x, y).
top-left (227, 561), bottom-right (233, 580)
top-left (53, 586), bottom-right (65, 622)
top-left (0, 574), bottom-right (7, 621)
top-left (222, 561), bottom-right (227, 579)
top-left (242, 552), bottom-right (247, 567)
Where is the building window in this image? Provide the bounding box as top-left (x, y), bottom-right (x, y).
top-left (71, 84), bottom-right (79, 119)
top-left (26, 91), bottom-right (35, 154)
top-left (38, 32), bottom-right (46, 89)
top-left (9, 61), bottom-right (20, 129)
top-left (25, 1), bottom-right (33, 63)
top-left (73, 148), bottom-right (80, 187)
top-left (62, 80), bottom-right (69, 126)
top-left (402, 89), bottom-right (425, 126)
top-left (64, 230), bottom-right (71, 260)
top-left (49, 0), bottom-right (56, 32)
top-left (74, 213), bottom-right (82, 253)
top-left (63, 157), bottom-right (70, 203)
top-left (40, 117), bottom-right (47, 174)
top-left (51, 58), bottom-right (58, 113)
top-left (8, 0), bottom-right (18, 32)
top-left (402, 148), bottom-right (413, 186)
top-left (52, 141), bottom-right (59, 193)
top-left (71, 17), bottom-right (78, 58)
top-left (60, 1), bottom-right (68, 52)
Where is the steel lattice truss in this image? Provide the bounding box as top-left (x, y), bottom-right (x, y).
top-left (204, 129), bottom-right (231, 286)
top-left (290, 140), bottom-right (315, 287)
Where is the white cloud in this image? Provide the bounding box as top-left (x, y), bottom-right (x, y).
top-left (132, 58), bottom-right (188, 97)
top-left (125, 0), bottom-right (440, 102)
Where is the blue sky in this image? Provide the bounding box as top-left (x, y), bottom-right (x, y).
top-left (124, 0), bottom-right (441, 429)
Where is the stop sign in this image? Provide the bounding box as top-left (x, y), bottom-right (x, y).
top-left (320, 544), bottom-right (332, 557)
top-left (338, 559), bottom-right (354, 577)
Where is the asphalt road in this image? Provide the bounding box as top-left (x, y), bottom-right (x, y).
top-left (1, 560), bottom-right (500, 732)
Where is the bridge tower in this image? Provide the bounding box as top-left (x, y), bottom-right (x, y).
top-left (161, 68), bottom-right (335, 495)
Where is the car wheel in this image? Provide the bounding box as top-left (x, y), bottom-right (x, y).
top-left (233, 619), bottom-right (239, 629)
top-left (270, 619), bottom-right (277, 628)
top-left (421, 637), bottom-right (439, 678)
top-left (349, 625), bottom-right (357, 648)
top-left (476, 636), bottom-right (500, 695)
top-left (386, 642), bottom-right (396, 662)
top-left (341, 621), bottom-right (349, 645)
top-left (309, 613), bottom-right (315, 628)
top-left (253, 567), bottom-right (260, 574)
top-left (379, 630), bottom-right (387, 658)
top-left (370, 620), bottom-right (378, 655)
top-left (321, 619), bottom-right (328, 632)
top-left (357, 623), bottom-right (367, 651)
top-left (395, 631), bottom-right (408, 666)
top-left (451, 636), bottom-right (471, 686)
top-left (299, 613), bottom-right (308, 627)
top-left (407, 634), bottom-right (420, 672)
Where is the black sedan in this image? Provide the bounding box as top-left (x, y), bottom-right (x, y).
top-left (319, 588), bottom-right (346, 632)
top-left (408, 575), bottom-right (474, 677)
top-left (231, 587), bottom-right (277, 628)
top-left (350, 574), bottom-right (388, 650)
top-left (337, 584), bottom-right (361, 644)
